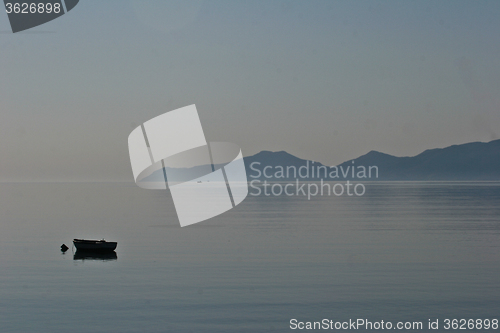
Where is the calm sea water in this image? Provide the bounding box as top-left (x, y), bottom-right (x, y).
top-left (0, 182), bottom-right (499, 332)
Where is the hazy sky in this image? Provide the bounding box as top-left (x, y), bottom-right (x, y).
top-left (1, 0), bottom-right (499, 181)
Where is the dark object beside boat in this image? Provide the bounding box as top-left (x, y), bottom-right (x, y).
top-left (73, 239), bottom-right (117, 252)
top-left (61, 244), bottom-right (69, 252)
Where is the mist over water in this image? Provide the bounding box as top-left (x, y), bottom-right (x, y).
top-left (0, 182), bottom-right (499, 332)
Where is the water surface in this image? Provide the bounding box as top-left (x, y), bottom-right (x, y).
top-left (0, 182), bottom-right (499, 332)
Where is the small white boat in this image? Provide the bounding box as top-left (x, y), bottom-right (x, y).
top-left (73, 239), bottom-right (117, 252)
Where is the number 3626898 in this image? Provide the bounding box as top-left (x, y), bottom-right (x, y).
top-left (5, 2), bottom-right (61, 14)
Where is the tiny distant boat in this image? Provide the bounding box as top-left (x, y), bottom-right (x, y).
top-left (73, 239), bottom-right (117, 252)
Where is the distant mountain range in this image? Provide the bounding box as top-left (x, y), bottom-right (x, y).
top-left (143, 139), bottom-right (500, 182)
top-left (245, 139), bottom-right (500, 181)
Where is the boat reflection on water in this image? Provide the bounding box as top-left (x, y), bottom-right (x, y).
top-left (73, 250), bottom-right (117, 261)
top-left (72, 238), bottom-right (118, 261)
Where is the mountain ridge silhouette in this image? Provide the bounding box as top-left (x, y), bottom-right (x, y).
top-left (142, 139), bottom-right (500, 182)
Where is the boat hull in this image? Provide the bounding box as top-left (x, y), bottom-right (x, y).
top-left (73, 239), bottom-right (117, 252)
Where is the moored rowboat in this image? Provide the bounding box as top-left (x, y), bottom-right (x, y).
top-left (73, 239), bottom-right (117, 252)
